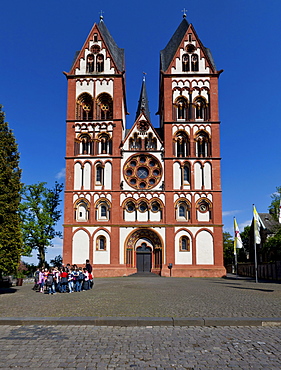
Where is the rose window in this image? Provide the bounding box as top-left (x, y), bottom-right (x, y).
top-left (123, 154), bottom-right (162, 190)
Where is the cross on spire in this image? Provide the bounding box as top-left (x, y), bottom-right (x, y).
top-left (99, 10), bottom-right (104, 21)
top-left (182, 8), bottom-right (187, 18)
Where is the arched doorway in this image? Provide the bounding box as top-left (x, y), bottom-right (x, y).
top-left (125, 228), bottom-right (163, 274)
top-left (136, 243), bottom-right (152, 272)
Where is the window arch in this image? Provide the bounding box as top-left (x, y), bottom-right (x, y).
top-left (182, 54), bottom-right (189, 72)
top-left (74, 199), bottom-right (90, 222)
top-left (174, 96), bottom-right (188, 120)
top-left (95, 164), bottom-right (104, 185)
top-left (182, 163), bottom-right (191, 184)
top-left (194, 97), bottom-right (209, 120)
top-left (96, 93), bottom-right (113, 120)
top-left (96, 199), bottom-right (111, 221)
top-left (86, 54), bottom-right (95, 73)
top-left (174, 131), bottom-right (190, 157)
top-left (195, 130), bottom-right (211, 157)
top-left (191, 54), bottom-right (199, 71)
top-left (96, 235), bottom-right (106, 250)
top-left (196, 198), bottom-right (212, 213)
top-left (96, 54), bottom-right (104, 72)
top-left (175, 200), bottom-right (191, 221)
top-left (145, 133), bottom-right (157, 150)
top-left (76, 93), bottom-right (93, 120)
top-left (97, 133), bottom-right (112, 155)
top-left (129, 133), bottom-right (141, 150)
top-left (179, 236), bottom-right (190, 251)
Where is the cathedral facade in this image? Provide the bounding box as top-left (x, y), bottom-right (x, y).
top-left (63, 15), bottom-right (226, 277)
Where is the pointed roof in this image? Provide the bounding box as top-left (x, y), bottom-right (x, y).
top-left (160, 17), bottom-right (216, 72)
top-left (98, 19), bottom-right (124, 72)
top-left (160, 18), bottom-right (189, 72)
top-left (69, 18), bottom-right (124, 73)
top-left (135, 77), bottom-right (151, 121)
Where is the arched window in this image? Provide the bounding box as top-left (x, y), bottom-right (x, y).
top-left (96, 93), bottom-right (113, 120)
top-left (151, 201), bottom-right (160, 213)
top-left (195, 130), bottom-right (211, 157)
top-left (86, 54), bottom-right (95, 73)
top-left (129, 133), bottom-right (141, 150)
top-left (191, 54), bottom-right (199, 71)
top-left (176, 200), bottom-right (190, 221)
top-left (174, 131), bottom-right (190, 157)
top-left (138, 201), bottom-right (148, 213)
top-left (76, 93), bottom-right (93, 120)
top-left (182, 54), bottom-right (189, 72)
top-left (183, 164), bottom-right (190, 184)
top-left (196, 198), bottom-right (212, 221)
top-left (95, 164), bottom-right (104, 185)
top-left (98, 133), bottom-right (112, 154)
top-left (126, 201), bottom-right (136, 213)
top-left (96, 200), bottom-right (110, 221)
top-left (194, 97), bottom-right (209, 120)
top-left (180, 236), bottom-right (190, 251)
top-left (79, 134), bottom-right (92, 155)
top-left (174, 97), bottom-right (188, 120)
top-left (75, 200), bottom-right (89, 222)
top-left (96, 235), bottom-right (106, 250)
top-left (145, 133), bottom-right (157, 150)
top-left (96, 54), bottom-right (104, 72)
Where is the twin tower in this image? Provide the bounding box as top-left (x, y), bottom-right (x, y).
top-left (63, 15), bottom-right (225, 277)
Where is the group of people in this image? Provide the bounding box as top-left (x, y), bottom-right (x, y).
top-left (33, 260), bottom-right (94, 295)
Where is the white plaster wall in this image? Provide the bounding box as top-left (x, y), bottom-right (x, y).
top-left (173, 162), bottom-right (181, 189)
top-left (104, 162), bottom-right (112, 190)
top-left (175, 230), bottom-right (192, 265)
top-left (124, 211), bottom-right (135, 222)
top-left (76, 80), bottom-right (94, 97)
top-left (96, 80), bottom-right (113, 96)
top-left (93, 230), bottom-right (110, 264)
top-left (196, 230), bottom-right (214, 265)
top-left (72, 229), bottom-right (89, 264)
top-left (194, 162), bottom-right (202, 189)
top-left (84, 162), bottom-right (91, 190)
top-left (137, 211), bottom-right (148, 222)
top-left (74, 162), bottom-right (82, 190)
top-left (150, 212), bottom-right (161, 222)
top-left (197, 210), bottom-right (210, 222)
top-left (204, 162), bottom-right (212, 190)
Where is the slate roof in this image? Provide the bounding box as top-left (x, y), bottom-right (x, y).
top-left (160, 18), bottom-right (189, 72)
top-left (160, 17), bottom-right (216, 72)
top-left (135, 78), bottom-right (151, 121)
top-left (259, 213), bottom-right (280, 233)
top-left (98, 20), bottom-right (125, 72)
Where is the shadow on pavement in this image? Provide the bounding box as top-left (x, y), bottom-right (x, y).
top-left (0, 287), bottom-right (17, 295)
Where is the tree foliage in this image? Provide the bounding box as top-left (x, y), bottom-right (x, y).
top-left (223, 232), bottom-right (234, 266)
top-left (19, 182), bottom-right (63, 267)
top-left (50, 255), bottom-right (63, 268)
top-left (0, 106), bottom-right (23, 276)
top-left (268, 186), bottom-right (281, 221)
top-left (262, 228), bottom-right (281, 262)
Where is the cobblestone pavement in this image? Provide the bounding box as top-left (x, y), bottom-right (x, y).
top-left (1, 276), bottom-right (281, 318)
top-left (0, 325), bottom-right (281, 369)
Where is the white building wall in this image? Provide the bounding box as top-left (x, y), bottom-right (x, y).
top-left (173, 162), bottom-right (181, 189)
top-left (204, 162), bottom-right (212, 189)
top-left (175, 230), bottom-right (192, 265)
top-left (72, 229), bottom-right (89, 264)
top-left (196, 230), bottom-right (214, 265)
top-left (194, 162), bottom-right (202, 189)
top-left (84, 162), bottom-right (91, 190)
top-left (74, 162), bottom-right (82, 190)
top-left (93, 230), bottom-right (110, 264)
top-left (104, 162), bottom-right (112, 189)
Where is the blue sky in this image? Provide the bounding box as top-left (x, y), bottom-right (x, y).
top-left (1, 0), bottom-right (280, 264)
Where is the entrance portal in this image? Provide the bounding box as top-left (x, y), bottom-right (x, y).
top-left (136, 243), bottom-right (152, 273)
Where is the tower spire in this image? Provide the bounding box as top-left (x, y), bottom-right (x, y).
top-left (135, 74), bottom-right (150, 121)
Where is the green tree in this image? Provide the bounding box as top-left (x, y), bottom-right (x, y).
top-left (50, 255), bottom-right (63, 268)
top-left (0, 106), bottom-right (23, 277)
top-left (268, 186), bottom-right (281, 221)
top-left (223, 232), bottom-right (234, 266)
top-left (262, 228), bottom-right (281, 262)
top-left (20, 182), bottom-right (63, 267)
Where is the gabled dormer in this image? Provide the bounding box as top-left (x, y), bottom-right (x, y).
top-left (69, 18), bottom-right (125, 76)
top-left (123, 78), bottom-right (163, 152)
top-left (160, 17), bottom-right (217, 75)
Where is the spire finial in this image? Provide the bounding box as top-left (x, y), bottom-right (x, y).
top-left (182, 8), bottom-right (187, 18)
top-left (99, 10), bottom-right (104, 21)
top-left (142, 72), bottom-right (147, 82)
